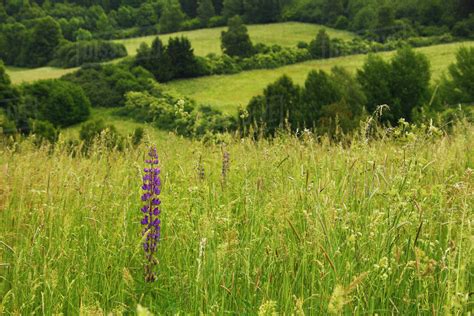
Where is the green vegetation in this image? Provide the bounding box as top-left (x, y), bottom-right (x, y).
top-left (52, 40), bottom-right (128, 68)
top-left (114, 22), bottom-right (355, 57)
top-left (165, 42), bottom-right (474, 113)
top-left (1, 120), bottom-right (472, 314)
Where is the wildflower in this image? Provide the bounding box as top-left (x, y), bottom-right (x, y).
top-left (221, 148), bottom-right (230, 185)
top-left (141, 146), bottom-right (161, 282)
top-left (197, 155), bottom-right (205, 180)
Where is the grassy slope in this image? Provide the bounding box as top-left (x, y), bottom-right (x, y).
top-left (1, 124), bottom-right (472, 314)
top-left (114, 22), bottom-right (355, 57)
top-left (6, 66), bottom-right (78, 85)
top-left (6, 22), bottom-right (354, 85)
top-left (165, 41), bottom-right (474, 114)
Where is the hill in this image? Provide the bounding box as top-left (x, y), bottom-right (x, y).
top-left (6, 22), bottom-right (355, 85)
top-left (165, 41), bottom-right (474, 113)
top-left (114, 22), bottom-right (356, 57)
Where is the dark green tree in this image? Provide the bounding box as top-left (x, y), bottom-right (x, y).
top-left (222, 0), bottom-right (244, 19)
top-left (221, 15), bottom-right (253, 57)
top-left (179, 0), bottom-right (198, 18)
top-left (26, 16), bottom-right (63, 67)
top-left (167, 37), bottom-right (199, 78)
top-left (309, 29), bottom-right (332, 58)
top-left (159, 1), bottom-right (185, 33)
top-left (301, 70), bottom-right (341, 124)
top-left (357, 54), bottom-right (393, 115)
top-left (262, 75), bottom-right (301, 134)
top-left (390, 46), bottom-right (431, 122)
top-left (23, 79), bottom-right (91, 127)
top-left (439, 46), bottom-right (474, 104)
top-left (197, 0), bottom-right (215, 26)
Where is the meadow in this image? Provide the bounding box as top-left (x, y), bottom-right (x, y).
top-left (114, 22), bottom-right (356, 57)
top-left (0, 120), bottom-right (472, 314)
top-left (6, 22), bottom-right (354, 85)
top-left (165, 41), bottom-right (474, 113)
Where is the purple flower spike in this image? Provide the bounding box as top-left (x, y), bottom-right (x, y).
top-left (140, 145), bottom-right (162, 282)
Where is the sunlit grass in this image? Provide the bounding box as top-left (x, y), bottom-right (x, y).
top-left (0, 122), bottom-right (472, 314)
top-left (114, 22), bottom-right (356, 57)
top-left (165, 41), bottom-right (474, 114)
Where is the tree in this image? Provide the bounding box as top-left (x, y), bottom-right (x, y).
top-left (262, 75), bottom-right (301, 134)
top-left (136, 2), bottom-right (158, 28)
top-left (197, 0), bottom-right (215, 26)
top-left (390, 46), bottom-right (431, 122)
top-left (374, 5), bottom-right (395, 41)
top-left (439, 46), bottom-right (474, 104)
top-left (309, 29), bottom-right (332, 58)
top-left (26, 16), bottom-right (63, 67)
top-left (159, 1), bottom-right (185, 33)
top-left (357, 54), bottom-right (392, 115)
top-left (301, 70), bottom-right (340, 124)
top-left (179, 0), bottom-right (198, 18)
top-left (221, 15), bottom-right (253, 57)
top-left (166, 37), bottom-right (199, 78)
top-left (24, 80), bottom-right (91, 127)
top-left (116, 5), bottom-right (135, 28)
top-left (222, 0), bottom-right (244, 19)
top-left (0, 60), bottom-right (21, 130)
top-left (322, 0), bottom-right (344, 24)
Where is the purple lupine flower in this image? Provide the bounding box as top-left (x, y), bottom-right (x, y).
top-left (221, 149), bottom-right (230, 185)
top-left (141, 146), bottom-right (161, 282)
top-left (197, 155), bottom-right (205, 180)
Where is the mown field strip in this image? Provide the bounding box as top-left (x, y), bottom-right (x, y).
top-left (114, 22), bottom-right (356, 57)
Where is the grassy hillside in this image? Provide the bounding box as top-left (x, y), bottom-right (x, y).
top-left (6, 66), bottom-right (78, 85)
top-left (114, 22), bottom-right (356, 57)
top-left (1, 122), bottom-right (472, 314)
top-left (6, 22), bottom-right (354, 85)
top-left (165, 41), bottom-right (474, 114)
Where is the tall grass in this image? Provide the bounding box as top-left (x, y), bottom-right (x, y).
top-left (0, 122), bottom-right (472, 314)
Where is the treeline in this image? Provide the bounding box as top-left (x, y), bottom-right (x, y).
top-left (240, 46), bottom-right (474, 137)
top-left (1, 46), bottom-right (472, 142)
top-left (1, 0), bottom-right (472, 39)
top-left (130, 17), bottom-right (458, 83)
top-left (0, 15), bottom-right (128, 67)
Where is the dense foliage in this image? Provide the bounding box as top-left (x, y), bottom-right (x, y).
top-left (22, 79), bottom-right (91, 127)
top-left (62, 63), bottom-right (154, 107)
top-left (240, 46), bottom-right (472, 137)
top-left (135, 36), bottom-right (207, 82)
top-left (221, 15), bottom-right (253, 57)
top-left (52, 40), bottom-right (128, 68)
top-left (121, 89), bottom-right (236, 137)
top-left (0, 0), bottom-right (472, 68)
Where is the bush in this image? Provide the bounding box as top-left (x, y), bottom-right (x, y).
top-left (52, 40), bottom-right (127, 68)
top-left (22, 79), bottom-right (91, 127)
top-left (62, 63), bottom-right (154, 107)
top-left (79, 119), bottom-right (124, 150)
top-left (221, 15), bottom-right (254, 58)
top-left (30, 119), bottom-right (58, 144)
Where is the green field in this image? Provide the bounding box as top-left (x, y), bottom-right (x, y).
top-left (6, 66), bottom-right (78, 85)
top-left (165, 41), bottom-right (474, 113)
top-left (1, 121), bottom-right (472, 314)
top-left (6, 22), bottom-right (354, 85)
top-left (114, 22), bottom-right (356, 57)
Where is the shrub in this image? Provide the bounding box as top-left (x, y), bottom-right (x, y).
top-left (221, 15), bottom-right (254, 58)
top-left (309, 29), bottom-right (332, 58)
top-left (62, 63), bottom-right (154, 107)
top-left (30, 119), bottom-right (58, 144)
top-left (52, 40), bottom-right (127, 68)
top-left (79, 119), bottom-right (123, 150)
top-left (22, 79), bottom-right (91, 127)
